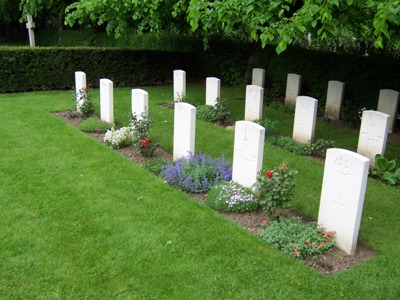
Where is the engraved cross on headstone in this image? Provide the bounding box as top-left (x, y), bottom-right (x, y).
top-left (26, 15), bottom-right (36, 47)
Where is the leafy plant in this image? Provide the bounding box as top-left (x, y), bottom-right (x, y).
top-left (267, 136), bottom-right (335, 158)
top-left (255, 162), bottom-right (297, 218)
top-left (130, 113), bottom-right (159, 157)
top-left (269, 101), bottom-right (294, 114)
top-left (303, 139), bottom-right (336, 158)
top-left (206, 181), bottom-right (259, 213)
top-left (259, 217), bottom-right (335, 259)
top-left (196, 98), bottom-right (231, 123)
top-left (178, 94), bottom-right (200, 106)
top-left (73, 87), bottom-right (95, 119)
top-left (142, 157), bottom-right (169, 176)
top-left (104, 127), bottom-right (134, 149)
top-left (369, 154), bottom-right (400, 186)
top-left (161, 152), bottom-right (232, 193)
top-left (78, 117), bottom-right (111, 133)
top-left (256, 118), bottom-right (279, 137)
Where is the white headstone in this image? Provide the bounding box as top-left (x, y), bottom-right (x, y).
top-left (26, 15), bottom-right (35, 47)
top-left (206, 77), bottom-right (221, 106)
top-left (325, 80), bottom-right (345, 120)
top-left (232, 121), bottom-right (265, 188)
top-left (318, 148), bottom-right (369, 255)
top-left (377, 89), bottom-right (399, 133)
top-left (245, 85), bottom-right (264, 121)
top-left (357, 110), bottom-right (389, 166)
top-left (252, 68), bottom-right (265, 88)
top-left (285, 73), bottom-right (302, 108)
top-left (100, 78), bottom-right (114, 125)
top-left (292, 96), bottom-right (318, 144)
top-left (74, 71), bottom-right (87, 112)
top-left (131, 89), bottom-right (148, 120)
top-left (173, 102), bottom-right (196, 161)
top-left (173, 70), bottom-right (186, 102)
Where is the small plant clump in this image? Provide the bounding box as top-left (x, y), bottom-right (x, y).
top-left (259, 217), bottom-right (335, 259)
top-left (206, 181), bottom-right (259, 213)
top-left (196, 98), bottom-right (231, 123)
top-left (369, 154), bottom-right (400, 186)
top-left (104, 127), bottom-right (134, 149)
top-left (161, 152), bottom-right (232, 193)
top-left (255, 162), bottom-right (297, 219)
top-left (256, 118), bottom-right (279, 137)
top-left (78, 117), bottom-right (111, 133)
top-left (142, 158), bottom-right (169, 176)
top-left (130, 113), bottom-right (159, 157)
top-left (266, 136), bottom-right (335, 158)
top-left (73, 87), bottom-right (95, 119)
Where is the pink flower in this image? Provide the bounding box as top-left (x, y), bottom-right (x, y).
top-left (141, 140), bottom-right (149, 147)
top-left (262, 219), bottom-right (268, 225)
top-left (266, 171), bottom-right (273, 178)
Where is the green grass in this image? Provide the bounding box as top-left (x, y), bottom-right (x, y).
top-left (0, 86), bottom-right (399, 299)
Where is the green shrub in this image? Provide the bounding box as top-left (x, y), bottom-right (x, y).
top-left (130, 113), bottom-right (159, 157)
top-left (269, 101), bottom-right (294, 114)
top-left (273, 136), bottom-right (309, 156)
top-left (268, 136), bottom-right (335, 158)
top-left (78, 118), bottom-right (111, 133)
top-left (142, 158), bottom-right (169, 176)
top-left (256, 118), bottom-right (279, 137)
top-left (196, 98), bottom-right (231, 123)
top-left (255, 162), bottom-right (297, 218)
top-left (259, 217), bottom-right (336, 259)
top-left (304, 139), bottom-right (336, 158)
top-left (206, 181), bottom-right (259, 213)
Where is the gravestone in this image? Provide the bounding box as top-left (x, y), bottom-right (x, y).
top-left (318, 148), bottom-right (369, 255)
top-left (325, 80), bottom-right (345, 120)
top-left (74, 71), bottom-right (86, 112)
top-left (173, 102), bottom-right (196, 161)
top-left (206, 77), bottom-right (221, 106)
top-left (232, 121), bottom-right (265, 188)
top-left (26, 15), bottom-right (35, 47)
top-left (252, 68), bottom-right (265, 88)
top-left (292, 96), bottom-right (318, 144)
top-left (245, 85), bottom-right (264, 121)
top-left (285, 73), bottom-right (302, 108)
top-left (100, 78), bottom-right (114, 125)
top-left (173, 70), bottom-right (186, 102)
top-left (357, 110), bottom-right (389, 166)
top-left (131, 89), bottom-right (148, 120)
top-left (377, 89), bottom-right (399, 133)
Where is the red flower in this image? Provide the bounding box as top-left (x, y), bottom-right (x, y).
top-left (326, 238), bottom-right (331, 243)
top-left (319, 243), bottom-right (324, 248)
top-left (304, 240), bottom-right (309, 244)
top-left (326, 231), bottom-right (333, 237)
top-left (266, 171), bottom-right (273, 178)
top-left (141, 139), bottom-right (149, 147)
top-left (292, 244), bottom-right (297, 249)
top-left (295, 251), bottom-right (300, 256)
top-left (262, 219), bottom-right (268, 225)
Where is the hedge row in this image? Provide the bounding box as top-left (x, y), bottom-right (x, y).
top-left (0, 47), bottom-right (205, 93)
top-left (1, 43), bottom-right (399, 123)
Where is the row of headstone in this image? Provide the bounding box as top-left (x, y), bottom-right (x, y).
top-left (285, 73), bottom-right (399, 132)
top-left (74, 71), bottom-right (149, 126)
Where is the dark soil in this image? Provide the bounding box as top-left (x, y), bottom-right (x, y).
top-left (53, 110), bottom-right (378, 275)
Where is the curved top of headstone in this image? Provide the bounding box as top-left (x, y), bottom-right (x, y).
top-left (362, 110), bottom-right (390, 119)
top-left (235, 120), bottom-right (265, 131)
top-left (296, 95), bottom-right (318, 103)
top-left (174, 102), bottom-right (196, 110)
top-left (326, 148), bottom-right (370, 163)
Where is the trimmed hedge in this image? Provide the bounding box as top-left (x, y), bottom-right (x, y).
top-left (0, 47), bottom-right (205, 93)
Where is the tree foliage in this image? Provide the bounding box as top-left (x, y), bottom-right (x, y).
top-left (17, 0), bottom-right (400, 53)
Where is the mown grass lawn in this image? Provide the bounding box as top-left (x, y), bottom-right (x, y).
top-left (0, 85), bottom-right (399, 299)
